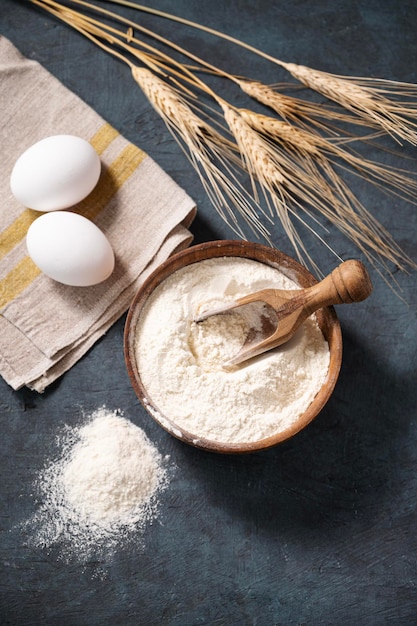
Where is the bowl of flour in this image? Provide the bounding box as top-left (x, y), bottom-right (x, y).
top-left (124, 241), bottom-right (342, 453)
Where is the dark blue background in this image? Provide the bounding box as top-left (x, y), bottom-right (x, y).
top-left (1, 1), bottom-right (417, 624)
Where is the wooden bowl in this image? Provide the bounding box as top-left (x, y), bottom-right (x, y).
top-left (124, 241), bottom-right (342, 453)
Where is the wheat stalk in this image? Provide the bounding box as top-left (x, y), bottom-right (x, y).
top-left (239, 107), bottom-right (417, 208)
top-left (57, 0), bottom-right (417, 145)
top-left (280, 64), bottom-right (417, 146)
top-left (36, 0), bottom-right (417, 154)
top-left (131, 67), bottom-right (272, 239)
top-left (221, 103), bottom-right (413, 276)
top-left (31, 0), bottom-right (273, 240)
top-left (133, 60), bottom-right (416, 274)
top-left (231, 86), bottom-right (417, 272)
top-left (30, 0), bottom-right (417, 288)
top-left (108, 0), bottom-right (417, 145)
top-left (237, 79), bottom-right (379, 137)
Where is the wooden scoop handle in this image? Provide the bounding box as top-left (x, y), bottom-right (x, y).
top-left (303, 259), bottom-right (372, 315)
top-left (223, 260), bottom-right (372, 367)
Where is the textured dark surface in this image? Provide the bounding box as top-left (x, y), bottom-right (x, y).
top-left (1, 1), bottom-right (417, 624)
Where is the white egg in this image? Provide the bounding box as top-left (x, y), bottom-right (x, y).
top-left (26, 212), bottom-right (115, 287)
top-left (10, 135), bottom-right (101, 211)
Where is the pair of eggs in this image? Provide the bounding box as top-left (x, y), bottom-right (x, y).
top-left (11, 135), bottom-right (115, 287)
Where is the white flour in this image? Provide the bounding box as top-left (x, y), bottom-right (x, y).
top-left (135, 257), bottom-right (330, 444)
top-left (23, 407), bottom-right (169, 562)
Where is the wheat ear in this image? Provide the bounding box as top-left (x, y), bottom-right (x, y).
top-left (31, 0), bottom-right (417, 285)
top-left (241, 109), bottom-right (417, 273)
top-left (240, 108), bottom-right (417, 217)
top-left (109, 1), bottom-right (417, 145)
top-left (220, 102), bottom-right (344, 273)
top-left (238, 79), bottom-right (374, 136)
top-left (222, 103), bottom-right (412, 275)
top-left (279, 63), bottom-right (417, 146)
top-left (131, 67), bottom-right (272, 240)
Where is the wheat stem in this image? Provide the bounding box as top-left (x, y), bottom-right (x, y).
top-left (106, 0), bottom-right (417, 144)
top-left (30, 0), bottom-right (417, 287)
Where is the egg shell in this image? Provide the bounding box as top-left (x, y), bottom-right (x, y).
top-left (10, 135), bottom-right (101, 211)
top-left (26, 211), bottom-right (115, 287)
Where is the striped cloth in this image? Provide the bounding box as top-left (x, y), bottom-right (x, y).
top-left (0, 37), bottom-right (196, 392)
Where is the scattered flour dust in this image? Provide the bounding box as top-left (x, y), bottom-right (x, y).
top-left (135, 257), bottom-right (331, 445)
top-left (22, 407), bottom-right (170, 564)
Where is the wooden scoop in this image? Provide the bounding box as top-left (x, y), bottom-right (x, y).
top-left (195, 259), bottom-right (372, 367)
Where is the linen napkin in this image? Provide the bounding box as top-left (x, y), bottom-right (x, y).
top-left (0, 36), bottom-right (196, 392)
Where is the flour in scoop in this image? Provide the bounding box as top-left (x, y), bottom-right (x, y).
top-left (22, 407), bottom-right (169, 562)
top-left (135, 257), bottom-right (330, 444)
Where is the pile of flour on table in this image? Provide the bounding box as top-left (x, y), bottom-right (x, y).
top-left (23, 407), bottom-right (169, 562)
top-left (135, 257), bottom-right (331, 444)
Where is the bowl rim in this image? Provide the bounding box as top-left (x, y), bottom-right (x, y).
top-left (124, 240), bottom-right (343, 453)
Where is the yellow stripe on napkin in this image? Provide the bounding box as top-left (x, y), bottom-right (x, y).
top-left (0, 130), bottom-right (147, 309)
top-left (73, 143), bottom-right (147, 222)
top-left (0, 257), bottom-right (41, 309)
top-left (0, 210), bottom-right (40, 262)
top-left (90, 123), bottom-right (119, 155)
